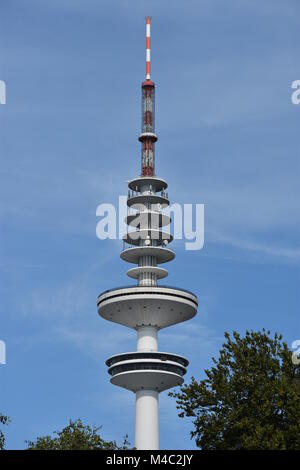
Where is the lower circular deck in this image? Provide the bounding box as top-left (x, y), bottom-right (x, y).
top-left (106, 351), bottom-right (189, 368)
top-left (110, 369), bottom-right (184, 393)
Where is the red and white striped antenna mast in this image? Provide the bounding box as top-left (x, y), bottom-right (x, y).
top-left (146, 16), bottom-right (151, 80)
top-left (139, 16), bottom-right (157, 177)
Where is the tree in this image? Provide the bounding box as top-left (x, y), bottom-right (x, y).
top-left (0, 414), bottom-right (10, 450)
top-left (26, 418), bottom-right (130, 450)
top-left (170, 330), bottom-right (300, 450)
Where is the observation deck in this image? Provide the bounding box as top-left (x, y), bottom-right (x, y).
top-left (97, 285), bottom-right (198, 329)
top-left (106, 351), bottom-right (188, 392)
top-left (128, 176), bottom-right (167, 192)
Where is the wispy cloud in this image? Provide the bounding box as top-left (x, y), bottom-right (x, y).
top-left (55, 324), bottom-right (134, 358)
top-left (208, 230), bottom-right (300, 262)
top-left (160, 321), bottom-right (221, 359)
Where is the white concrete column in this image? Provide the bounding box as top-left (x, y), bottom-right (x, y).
top-left (138, 255), bottom-right (157, 286)
top-left (137, 326), bottom-right (158, 351)
top-left (135, 389), bottom-right (159, 450)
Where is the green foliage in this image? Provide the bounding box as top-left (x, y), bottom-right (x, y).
top-left (26, 418), bottom-right (130, 450)
top-left (170, 330), bottom-right (300, 450)
top-left (0, 414), bottom-right (10, 450)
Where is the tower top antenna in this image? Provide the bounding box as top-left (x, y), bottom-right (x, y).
top-left (145, 16), bottom-right (151, 80)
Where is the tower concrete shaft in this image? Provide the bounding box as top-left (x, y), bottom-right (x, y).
top-left (97, 17), bottom-right (198, 450)
top-left (135, 390), bottom-right (159, 450)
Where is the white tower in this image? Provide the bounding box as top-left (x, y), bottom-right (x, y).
top-left (97, 17), bottom-right (198, 450)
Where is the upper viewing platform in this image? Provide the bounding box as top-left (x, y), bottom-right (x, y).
top-left (128, 176), bottom-right (168, 192)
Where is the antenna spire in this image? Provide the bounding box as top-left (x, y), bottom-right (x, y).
top-left (139, 16), bottom-right (156, 177)
top-left (146, 16), bottom-right (151, 80)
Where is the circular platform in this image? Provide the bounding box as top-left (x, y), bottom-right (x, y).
top-left (110, 370), bottom-right (184, 393)
top-left (97, 285), bottom-right (198, 329)
top-left (123, 229), bottom-right (173, 246)
top-left (127, 194), bottom-right (169, 209)
top-left (126, 212), bottom-right (171, 228)
top-left (128, 177), bottom-right (168, 192)
top-left (121, 246), bottom-right (175, 264)
top-left (106, 351), bottom-right (189, 368)
top-left (127, 266), bottom-right (168, 280)
top-left (138, 132), bottom-right (158, 143)
top-left (108, 358), bottom-right (186, 378)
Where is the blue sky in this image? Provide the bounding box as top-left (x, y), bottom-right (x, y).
top-left (0, 0), bottom-right (299, 449)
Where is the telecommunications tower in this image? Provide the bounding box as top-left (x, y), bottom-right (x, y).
top-left (97, 17), bottom-right (198, 450)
